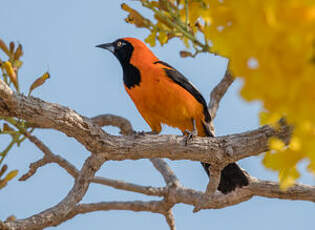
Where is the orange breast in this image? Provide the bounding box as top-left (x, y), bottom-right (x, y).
top-left (125, 63), bottom-right (206, 135)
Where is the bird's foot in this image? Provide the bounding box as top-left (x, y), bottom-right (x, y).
top-left (183, 119), bottom-right (198, 145)
top-left (183, 129), bottom-right (198, 146)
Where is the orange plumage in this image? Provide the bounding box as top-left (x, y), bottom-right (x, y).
top-left (122, 37), bottom-right (210, 136)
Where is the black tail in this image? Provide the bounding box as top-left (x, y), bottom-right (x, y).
top-left (201, 121), bottom-right (248, 194)
top-left (201, 162), bottom-right (249, 194)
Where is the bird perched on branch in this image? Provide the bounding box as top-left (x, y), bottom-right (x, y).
top-left (96, 37), bottom-right (248, 194)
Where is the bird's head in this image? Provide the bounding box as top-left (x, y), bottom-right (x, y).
top-left (96, 37), bottom-right (157, 65)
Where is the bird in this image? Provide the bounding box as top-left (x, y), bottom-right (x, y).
top-left (96, 37), bottom-right (248, 194)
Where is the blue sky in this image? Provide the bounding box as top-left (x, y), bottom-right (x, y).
top-left (0, 1), bottom-right (314, 229)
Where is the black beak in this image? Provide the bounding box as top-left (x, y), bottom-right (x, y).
top-left (96, 43), bottom-right (115, 53)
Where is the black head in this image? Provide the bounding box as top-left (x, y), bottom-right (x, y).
top-left (96, 39), bottom-right (134, 65)
top-left (96, 38), bottom-right (141, 89)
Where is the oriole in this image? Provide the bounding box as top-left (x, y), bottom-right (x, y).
top-left (97, 37), bottom-right (248, 194)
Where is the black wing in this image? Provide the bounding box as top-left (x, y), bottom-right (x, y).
top-left (154, 61), bottom-right (211, 123)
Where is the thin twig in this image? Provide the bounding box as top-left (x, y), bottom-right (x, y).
top-left (150, 158), bottom-right (180, 186)
top-left (208, 69), bottom-right (234, 119)
top-left (19, 131), bottom-right (79, 181)
top-left (19, 158), bottom-right (50, 181)
top-left (92, 176), bottom-right (166, 197)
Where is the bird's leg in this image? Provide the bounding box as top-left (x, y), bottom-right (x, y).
top-left (184, 119), bottom-right (198, 145)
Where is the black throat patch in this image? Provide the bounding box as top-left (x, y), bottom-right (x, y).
top-left (113, 40), bottom-right (141, 89)
top-left (122, 63), bottom-right (141, 89)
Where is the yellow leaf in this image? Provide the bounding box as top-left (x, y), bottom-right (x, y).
top-left (259, 111), bottom-right (282, 126)
top-left (2, 61), bottom-right (18, 90)
top-left (279, 167), bottom-right (300, 191)
top-left (263, 151), bottom-right (283, 171)
top-left (3, 170), bottom-right (18, 183)
top-left (14, 44), bottom-right (23, 60)
top-left (269, 137), bottom-right (285, 151)
top-left (121, 3), bottom-right (150, 28)
top-left (289, 137), bottom-right (301, 151)
top-left (0, 39), bottom-right (10, 56)
top-left (158, 31), bottom-right (168, 45)
top-left (28, 72), bottom-right (50, 96)
top-left (145, 31), bottom-right (157, 47)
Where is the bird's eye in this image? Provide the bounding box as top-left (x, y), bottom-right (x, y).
top-left (117, 41), bottom-right (123, 47)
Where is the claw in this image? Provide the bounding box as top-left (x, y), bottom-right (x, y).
top-left (183, 119), bottom-right (198, 145)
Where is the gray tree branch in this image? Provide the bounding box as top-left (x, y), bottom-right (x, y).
top-left (0, 79), bottom-right (291, 165)
top-left (0, 73), bottom-right (310, 230)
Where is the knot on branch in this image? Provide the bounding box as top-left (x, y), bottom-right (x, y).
top-left (225, 145), bottom-right (234, 157)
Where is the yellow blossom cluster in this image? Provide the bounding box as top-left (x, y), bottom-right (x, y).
top-left (201, 0), bottom-right (315, 189)
top-left (124, 0), bottom-right (315, 189)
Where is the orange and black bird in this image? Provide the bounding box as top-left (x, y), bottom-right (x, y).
top-left (96, 37), bottom-right (248, 194)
